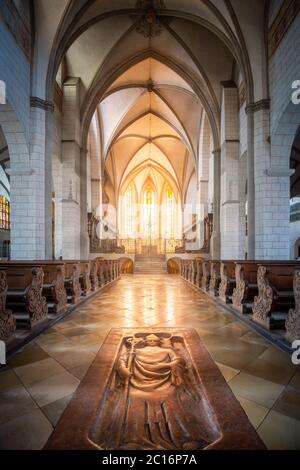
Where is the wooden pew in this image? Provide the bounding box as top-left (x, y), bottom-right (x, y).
top-left (90, 259), bottom-right (100, 291)
top-left (209, 262), bottom-right (221, 296)
top-left (96, 259), bottom-right (106, 287)
top-left (286, 270), bottom-right (300, 344)
top-left (232, 262), bottom-right (260, 314)
top-left (64, 262), bottom-right (82, 304)
top-left (187, 260), bottom-right (194, 284)
top-left (0, 261), bottom-right (68, 315)
top-left (41, 263), bottom-right (67, 314)
top-left (219, 261), bottom-right (236, 303)
top-left (195, 259), bottom-right (203, 288)
top-left (180, 260), bottom-right (186, 280)
top-left (0, 264), bottom-right (48, 329)
top-left (201, 261), bottom-right (211, 291)
top-left (0, 271), bottom-right (16, 340)
top-left (68, 261), bottom-right (92, 297)
top-left (252, 263), bottom-right (300, 330)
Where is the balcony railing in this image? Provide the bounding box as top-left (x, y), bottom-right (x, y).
top-left (90, 238), bottom-right (183, 254)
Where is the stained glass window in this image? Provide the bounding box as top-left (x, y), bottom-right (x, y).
top-left (143, 186), bottom-right (155, 238)
top-left (0, 196), bottom-right (10, 230)
top-left (165, 186), bottom-right (174, 239)
top-left (125, 185), bottom-right (133, 237)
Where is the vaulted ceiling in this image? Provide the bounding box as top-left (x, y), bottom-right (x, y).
top-left (47, 0), bottom-right (268, 204)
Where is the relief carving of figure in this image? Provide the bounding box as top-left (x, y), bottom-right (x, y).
top-left (91, 333), bottom-right (219, 450)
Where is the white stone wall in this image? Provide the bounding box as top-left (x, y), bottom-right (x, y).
top-left (0, 21), bottom-right (30, 139)
top-left (220, 86), bottom-right (244, 259)
top-left (61, 79), bottom-right (82, 259)
top-left (52, 106), bottom-right (63, 259)
top-left (254, 108), bottom-right (291, 259)
top-left (290, 219), bottom-right (300, 259)
top-left (269, 15), bottom-right (300, 135)
top-left (260, 14), bottom-right (300, 260)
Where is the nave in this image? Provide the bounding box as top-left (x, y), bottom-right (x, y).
top-left (0, 274), bottom-right (299, 450)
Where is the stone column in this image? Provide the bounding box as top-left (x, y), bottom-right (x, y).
top-left (211, 149), bottom-right (221, 259)
top-left (251, 101), bottom-right (291, 260)
top-left (9, 101), bottom-right (54, 260)
top-left (220, 84), bottom-right (241, 260)
top-left (245, 108), bottom-right (255, 259)
top-left (80, 147), bottom-right (89, 259)
top-left (61, 78), bottom-right (81, 260)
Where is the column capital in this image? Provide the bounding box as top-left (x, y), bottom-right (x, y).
top-left (30, 97), bottom-right (54, 113)
top-left (6, 166), bottom-right (33, 176)
top-left (245, 99), bottom-right (270, 115)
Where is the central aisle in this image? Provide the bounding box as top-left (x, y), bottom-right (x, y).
top-left (0, 274), bottom-right (299, 450)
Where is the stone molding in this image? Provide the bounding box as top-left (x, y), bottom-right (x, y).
top-left (0, 0), bottom-right (32, 61)
top-left (268, 0), bottom-right (300, 58)
top-left (30, 97), bottom-right (54, 112)
top-left (245, 99), bottom-right (270, 114)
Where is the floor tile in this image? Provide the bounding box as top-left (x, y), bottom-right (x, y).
top-left (0, 385), bottom-right (38, 425)
top-left (273, 385), bottom-right (300, 421)
top-left (258, 410), bottom-right (300, 450)
top-left (244, 357), bottom-right (295, 385)
top-left (216, 362), bottom-right (240, 382)
top-left (14, 358), bottom-right (66, 386)
top-left (8, 344), bottom-right (49, 368)
top-left (53, 350), bottom-right (96, 369)
top-left (236, 395), bottom-right (269, 429)
top-left (41, 394), bottom-right (73, 427)
top-left (26, 371), bottom-right (80, 407)
top-left (0, 369), bottom-right (22, 392)
top-left (228, 372), bottom-right (285, 408)
top-left (0, 409), bottom-right (53, 450)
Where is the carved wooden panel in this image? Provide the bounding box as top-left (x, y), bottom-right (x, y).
top-left (46, 328), bottom-right (265, 450)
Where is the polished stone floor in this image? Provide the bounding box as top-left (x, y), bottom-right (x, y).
top-left (0, 274), bottom-right (299, 450)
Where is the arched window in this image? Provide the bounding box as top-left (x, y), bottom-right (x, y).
top-left (165, 186), bottom-right (174, 239)
top-left (143, 186), bottom-right (155, 238)
top-left (125, 185), bottom-right (133, 237)
top-left (0, 196), bottom-right (10, 230)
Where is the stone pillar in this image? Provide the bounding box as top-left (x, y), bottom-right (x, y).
top-left (61, 78), bottom-right (81, 260)
top-left (211, 149), bottom-right (221, 259)
top-left (220, 84), bottom-right (241, 259)
top-left (9, 102), bottom-right (52, 260)
top-left (45, 108), bottom-right (54, 259)
top-left (251, 102), bottom-right (291, 260)
top-left (80, 147), bottom-right (89, 259)
top-left (246, 110), bottom-right (255, 259)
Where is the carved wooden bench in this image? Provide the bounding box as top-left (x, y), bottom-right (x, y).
top-left (0, 261), bottom-right (68, 316)
top-left (187, 260), bottom-right (195, 284)
top-left (96, 259), bottom-right (106, 287)
top-left (0, 271), bottom-right (16, 340)
top-left (219, 262), bottom-right (236, 303)
top-left (209, 262), bottom-right (221, 296)
top-left (195, 259), bottom-right (203, 288)
top-left (90, 259), bottom-right (100, 291)
top-left (180, 260), bottom-right (187, 280)
top-left (64, 262), bottom-right (82, 304)
top-left (252, 263), bottom-right (300, 330)
top-left (68, 261), bottom-right (92, 297)
top-left (286, 270), bottom-right (300, 344)
top-left (232, 262), bottom-right (260, 314)
top-left (201, 261), bottom-right (211, 291)
top-left (0, 264), bottom-right (48, 329)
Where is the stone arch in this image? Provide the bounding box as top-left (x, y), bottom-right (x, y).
top-left (271, 102), bottom-right (300, 173)
top-left (0, 100), bottom-right (30, 260)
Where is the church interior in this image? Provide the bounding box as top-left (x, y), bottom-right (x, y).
top-left (0, 0), bottom-right (300, 452)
